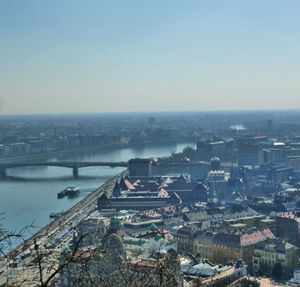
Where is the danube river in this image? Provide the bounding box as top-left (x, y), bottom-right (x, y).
top-left (0, 142), bottom-right (195, 237)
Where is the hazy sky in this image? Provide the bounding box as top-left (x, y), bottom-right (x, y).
top-left (0, 0), bottom-right (300, 114)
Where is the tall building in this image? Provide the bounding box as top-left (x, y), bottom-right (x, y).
top-left (128, 158), bottom-right (153, 177)
top-left (197, 139), bottom-right (225, 160)
top-left (238, 135), bottom-right (266, 166)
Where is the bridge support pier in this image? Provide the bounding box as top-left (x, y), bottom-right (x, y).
top-left (0, 167), bottom-right (6, 179)
top-left (73, 166), bottom-right (79, 179)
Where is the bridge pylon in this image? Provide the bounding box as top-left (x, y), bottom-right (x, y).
top-left (73, 166), bottom-right (79, 179)
top-left (0, 167), bottom-right (6, 179)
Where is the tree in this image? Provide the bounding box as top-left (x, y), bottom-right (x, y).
top-left (0, 215), bottom-right (32, 257)
top-left (182, 146), bottom-right (195, 160)
top-left (1, 224), bottom-right (184, 287)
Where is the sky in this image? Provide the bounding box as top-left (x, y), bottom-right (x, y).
top-left (0, 0), bottom-right (300, 115)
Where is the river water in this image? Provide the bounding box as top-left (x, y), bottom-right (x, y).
top-left (0, 143), bottom-right (195, 237)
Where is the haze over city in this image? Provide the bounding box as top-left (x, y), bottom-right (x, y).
top-left (3, 2), bottom-right (300, 287)
top-left (1, 0), bottom-right (300, 114)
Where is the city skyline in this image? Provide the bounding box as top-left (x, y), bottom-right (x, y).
top-left (1, 0), bottom-right (300, 114)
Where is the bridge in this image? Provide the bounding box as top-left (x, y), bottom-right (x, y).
top-left (0, 161), bottom-right (129, 179)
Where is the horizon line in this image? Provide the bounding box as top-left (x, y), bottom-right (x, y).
top-left (1, 108), bottom-right (300, 118)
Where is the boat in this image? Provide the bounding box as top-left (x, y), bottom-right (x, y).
top-left (65, 186), bottom-right (80, 197)
top-left (50, 211), bottom-right (65, 220)
top-left (57, 190), bottom-right (66, 199)
top-left (57, 186), bottom-right (80, 199)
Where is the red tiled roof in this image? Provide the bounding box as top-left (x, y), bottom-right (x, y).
top-left (124, 179), bottom-right (135, 190)
top-left (214, 229), bottom-right (275, 247)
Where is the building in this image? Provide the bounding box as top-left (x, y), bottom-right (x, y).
top-left (287, 268), bottom-right (300, 286)
top-left (171, 226), bottom-right (196, 252)
top-left (128, 158), bottom-right (153, 177)
top-left (121, 175), bottom-right (210, 203)
top-left (206, 170), bottom-right (225, 197)
top-left (193, 231), bottom-right (215, 260)
top-left (123, 219), bottom-right (164, 231)
top-left (112, 180), bottom-right (121, 197)
top-left (238, 135), bottom-right (267, 166)
top-left (193, 228), bottom-right (275, 270)
top-left (165, 180), bottom-right (209, 202)
top-left (182, 260), bottom-right (247, 287)
top-left (288, 156), bottom-right (300, 172)
top-left (127, 249), bottom-right (183, 287)
top-left (210, 157), bottom-right (221, 171)
top-left (97, 192), bottom-right (181, 211)
top-left (276, 212), bottom-right (300, 248)
top-left (0, 145), bottom-right (5, 157)
top-left (197, 139), bottom-right (226, 160)
top-left (253, 238), bottom-right (298, 279)
top-left (76, 217), bottom-right (110, 248)
top-left (265, 163), bottom-right (293, 184)
top-left (152, 161), bottom-right (210, 182)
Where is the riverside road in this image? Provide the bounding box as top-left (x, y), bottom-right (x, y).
top-left (0, 171), bottom-right (125, 287)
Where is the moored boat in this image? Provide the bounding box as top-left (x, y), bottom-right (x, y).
top-left (57, 186), bottom-right (80, 199)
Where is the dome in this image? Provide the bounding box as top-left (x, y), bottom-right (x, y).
top-left (149, 223), bottom-right (158, 231)
top-left (109, 215), bottom-right (122, 231)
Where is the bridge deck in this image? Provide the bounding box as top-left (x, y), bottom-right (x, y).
top-left (0, 161), bottom-right (129, 168)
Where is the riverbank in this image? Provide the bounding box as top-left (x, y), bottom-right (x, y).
top-left (0, 170), bottom-right (127, 286)
top-left (0, 141), bottom-right (194, 253)
top-left (3, 169), bottom-right (126, 261)
top-left (0, 139), bottom-right (197, 164)
top-left (0, 142), bottom-right (195, 285)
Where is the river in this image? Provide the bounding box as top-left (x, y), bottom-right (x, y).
top-left (0, 142), bottom-right (195, 238)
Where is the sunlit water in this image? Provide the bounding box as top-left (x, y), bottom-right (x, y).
top-left (0, 143), bottom-right (195, 237)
